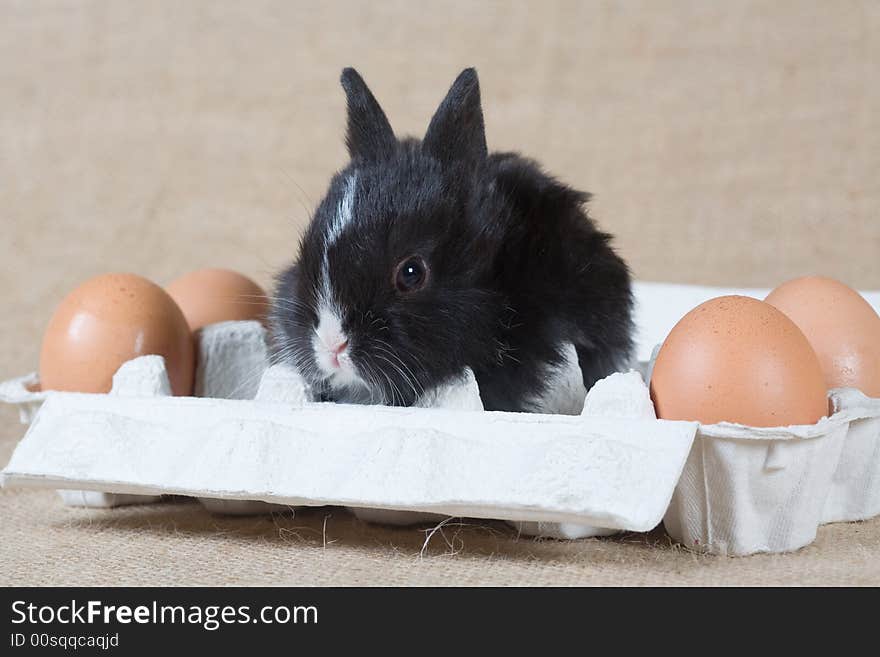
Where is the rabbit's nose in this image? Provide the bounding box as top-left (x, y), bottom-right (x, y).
top-left (330, 340), bottom-right (348, 368)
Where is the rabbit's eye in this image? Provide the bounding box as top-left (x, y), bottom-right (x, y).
top-left (394, 256), bottom-right (428, 293)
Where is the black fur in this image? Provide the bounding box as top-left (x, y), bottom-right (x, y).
top-left (271, 68), bottom-right (634, 412)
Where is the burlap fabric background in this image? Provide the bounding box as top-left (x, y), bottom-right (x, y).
top-left (1, 1), bottom-right (878, 585)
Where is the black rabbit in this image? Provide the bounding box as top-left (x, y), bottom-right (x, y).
top-left (270, 68), bottom-right (633, 412)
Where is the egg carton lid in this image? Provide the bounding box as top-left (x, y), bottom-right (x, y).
top-left (631, 281), bottom-right (880, 363)
top-left (0, 359), bottom-right (698, 532)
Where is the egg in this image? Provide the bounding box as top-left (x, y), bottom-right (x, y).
top-left (650, 295), bottom-right (828, 427)
top-left (166, 268), bottom-right (269, 331)
top-left (39, 273), bottom-right (195, 395)
top-left (765, 276), bottom-right (880, 397)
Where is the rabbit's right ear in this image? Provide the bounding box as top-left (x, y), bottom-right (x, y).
top-left (340, 68), bottom-right (396, 161)
top-left (422, 68), bottom-right (487, 167)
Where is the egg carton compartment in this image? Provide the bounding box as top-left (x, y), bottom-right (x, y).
top-left (662, 397), bottom-right (880, 555)
top-left (662, 413), bottom-right (851, 555)
top-left (644, 344), bottom-right (880, 555)
top-left (822, 388), bottom-right (880, 524)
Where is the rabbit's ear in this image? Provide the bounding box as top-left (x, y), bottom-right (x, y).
top-left (423, 68), bottom-right (487, 166)
top-left (340, 68), bottom-right (396, 161)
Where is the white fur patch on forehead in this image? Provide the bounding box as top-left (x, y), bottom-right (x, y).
top-left (320, 173), bottom-right (358, 309)
top-left (326, 173), bottom-right (358, 247)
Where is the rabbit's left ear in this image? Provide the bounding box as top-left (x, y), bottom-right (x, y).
top-left (341, 68), bottom-right (397, 161)
top-left (423, 68), bottom-right (487, 166)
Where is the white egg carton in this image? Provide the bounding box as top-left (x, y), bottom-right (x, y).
top-left (2, 279), bottom-right (880, 556)
top-left (0, 320), bottom-right (698, 537)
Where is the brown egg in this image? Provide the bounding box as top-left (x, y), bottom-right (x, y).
top-left (39, 273), bottom-right (194, 395)
top-left (166, 268), bottom-right (269, 331)
top-left (650, 295), bottom-right (828, 427)
top-left (765, 276), bottom-right (880, 397)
